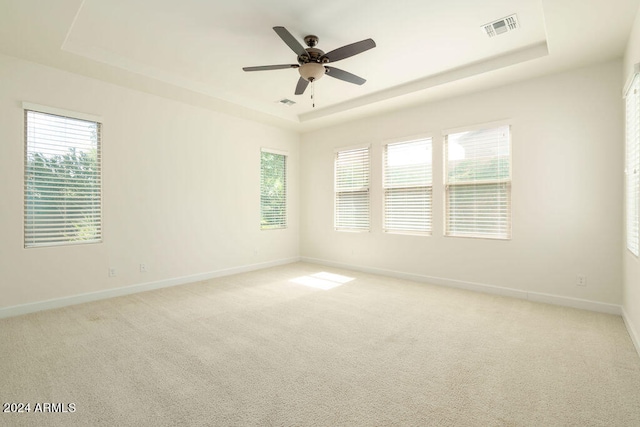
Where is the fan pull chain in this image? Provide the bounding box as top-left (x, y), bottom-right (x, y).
top-left (311, 80), bottom-right (315, 108)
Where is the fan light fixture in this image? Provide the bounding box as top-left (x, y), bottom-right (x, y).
top-left (299, 62), bottom-right (325, 82)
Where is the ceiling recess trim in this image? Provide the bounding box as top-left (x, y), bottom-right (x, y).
top-left (299, 40), bottom-right (548, 123)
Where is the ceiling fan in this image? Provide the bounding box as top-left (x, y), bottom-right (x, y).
top-left (243, 26), bottom-right (376, 96)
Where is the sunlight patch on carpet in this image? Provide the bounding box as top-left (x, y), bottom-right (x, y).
top-left (289, 272), bottom-right (355, 290)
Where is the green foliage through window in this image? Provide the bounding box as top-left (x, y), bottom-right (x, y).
top-left (260, 150), bottom-right (287, 229)
top-left (24, 109), bottom-right (102, 247)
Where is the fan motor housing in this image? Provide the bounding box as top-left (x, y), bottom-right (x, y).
top-left (298, 47), bottom-right (325, 65)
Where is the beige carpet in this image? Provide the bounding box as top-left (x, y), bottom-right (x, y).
top-left (1, 262), bottom-right (639, 426)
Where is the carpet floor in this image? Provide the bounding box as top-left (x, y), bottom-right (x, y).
top-left (1, 262), bottom-right (639, 426)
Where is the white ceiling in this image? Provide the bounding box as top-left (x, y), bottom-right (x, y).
top-left (0, 0), bottom-right (638, 131)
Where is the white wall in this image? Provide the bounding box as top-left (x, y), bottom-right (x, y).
top-left (0, 53), bottom-right (299, 312)
top-left (0, 51), bottom-right (629, 323)
top-left (301, 61), bottom-right (623, 308)
top-left (623, 3), bottom-right (640, 352)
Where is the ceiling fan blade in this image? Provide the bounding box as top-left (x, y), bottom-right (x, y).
top-left (273, 26), bottom-right (308, 58)
top-left (295, 77), bottom-right (309, 95)
top-left (243, 64), bottom-right (298, 72)
top-left (325, 66), bottom-right (366, 85)
top-left (322, 39), bottom-right (376, 63)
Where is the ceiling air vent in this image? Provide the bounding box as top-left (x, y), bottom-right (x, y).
top-left (482, 14), bottom-right (519, 38)
top-left (278, 98), bottom-right (296, 106)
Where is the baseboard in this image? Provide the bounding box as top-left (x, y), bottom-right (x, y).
top-left (2, 256), bottom-right (624, 322)
top-left (0, 257), bottom-right (300, 319)
top-left (301, 257), bottom-right (622, 315)
top-left (622, 307), bottom-right (640, 357)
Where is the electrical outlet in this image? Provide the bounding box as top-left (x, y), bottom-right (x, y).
top-left (140, 263), bottom-right (147, 273)
top-left (108, 268), bottom-right (117, 277)
top-left (576, 275), bottom-right (587, 287)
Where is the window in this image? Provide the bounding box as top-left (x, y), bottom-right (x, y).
top-left (444, 124), bottom-right (511, 239)
top-left (260, 148), bottom-right (287, 230)
top-left (625, 73), bottom-right (640, 256)
top-left (383, 138), bottom-right (432, 234)
top-left (335, 146), bottom-right (370, 231)
top-left (24, 105), bottom-right (102, 248)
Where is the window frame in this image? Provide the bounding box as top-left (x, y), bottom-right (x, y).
top-left (443, 121), bottom-right (512, 240)
top-left (382, 136), bottom-right (433, 236)
top-left (260, 147), bottom-right (288, 231)
top-left (334, 144), bottom-right (371, 232)
top-left (23, 102), bottom-right (103, 248)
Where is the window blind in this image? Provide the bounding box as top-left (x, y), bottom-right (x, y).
top-left (260, 149), bottom-right (287, 230)
top-left (445, 125), bottom-right (511, 239)
top-left (625, 74), bottom-right (640, 256)
top-left (383, 138), bottom-right (432, 234)
top-left (335, 146), bottom-right (370, 231)
top-left (24, 109), bottom-right (102, 247)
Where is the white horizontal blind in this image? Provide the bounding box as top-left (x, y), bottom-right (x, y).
top-left (260, 149), bottom-right (287, 230)
top-left (383, 138), bottom-right (432, 234)
top-left (24, 109), bottom-right (102, 247)
top-left (335, 146), bottom-right (370, 231)
top-left (625, 74), bottom-right (640, 256)
top-left (445, 125), bottom-right (511, 239)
